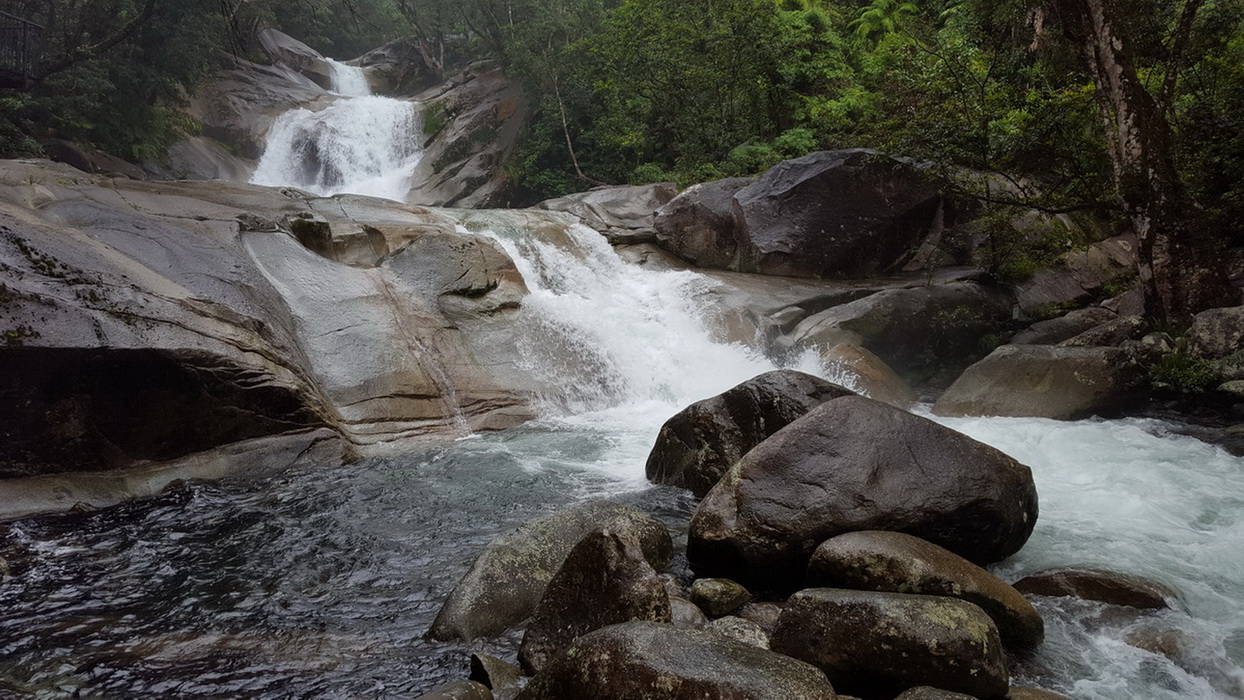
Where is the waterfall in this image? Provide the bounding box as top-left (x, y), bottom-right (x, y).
top-left (327, 58), bottom-right (371, 97)
top-left (250, 63), bottom-right (422, 201)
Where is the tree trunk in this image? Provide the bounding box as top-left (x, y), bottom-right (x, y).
top-left (1053, 0), bottom-right (1235, 323)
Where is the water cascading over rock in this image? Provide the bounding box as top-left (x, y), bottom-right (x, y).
top-left (251, 61), bottom-right (423, 201)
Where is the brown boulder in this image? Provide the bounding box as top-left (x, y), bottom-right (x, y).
top-left (1012, 568), bottom-right (1178, 610)
top-left (807, 531), bottom-right (1043, 649)
top-left (518, 529), bottom-right (671, 675)
top-left (771, 588), bottom-right (1008, 699)
top-left (645, 370), bottom-right (852, 497)
top-left (515, 621), bottom-right (837, 699)
top-left (688, 396), bottom-right (1038, 588)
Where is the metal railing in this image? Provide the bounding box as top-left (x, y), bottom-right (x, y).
top-left (0, 11), bottom-right (44, 85)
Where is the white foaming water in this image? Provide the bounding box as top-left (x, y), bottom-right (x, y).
top-left (468, 216), bottom-right (827, 485)
top-left (250, 61), bottom-right (422, 201)
top-left (932, 413), bottom-right (1244, 699)
top-left (327, 58), bottom-right (371, 97)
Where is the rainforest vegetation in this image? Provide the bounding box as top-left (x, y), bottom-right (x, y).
top-left (2, 0), bottom-right (1241, 317)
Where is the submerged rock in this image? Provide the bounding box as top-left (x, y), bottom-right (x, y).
top-left (645, 370), bottom-right (853, 497)
top-left (933, 345), bottom-right (1142, 419)
top-left (771, 588), bottom-right (1008, 699)
top-left (429, 501), bottom-right (672, 642)
top-left (1012, 568), bottom-right (1179, 610)
top-left (688, 396), bottom-right (1038, 588)
top-left (515, 621), bottom-right (836, 700)
top-left (518, 528), bottom-right (671, 675)
top-left (414, 680), bottom-right (493, 700)
top-left (807, 531), bottom-right (1043, 649)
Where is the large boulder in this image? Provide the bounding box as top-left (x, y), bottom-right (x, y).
top-left (688, 396), bottom-right (1038, 588)
top-left (654, 177), bottom-right (755, 268)
top-left (515, 621), bottom-right (837, 700)
top-left (646, 370), bottom-right (852, 496)
top-left (770, 588), bottom-right (1009, 699)
top-left (1011, 307), bottom-right (1118, 346)
top-left (518, 529), bottom-right (672, 675)
top-left (932, 345), bottom-right (1143, 419)
top-left (429, 501), bottom-right (672, 641)
top-left (1013, 234), bottom-right (1139, 314)
top-left (1187, 305), bottom-right (1244, 360)
top-left (775, 281), bottom-right (1013, 380)
top-left (807, 531), bottom-right (1044, 649)
top-left (256, 29), bottom-right (336, 91)
top-left (538, 184), bottom-right (678, 244)
top-left (731, 149), bottom-right (945, 279)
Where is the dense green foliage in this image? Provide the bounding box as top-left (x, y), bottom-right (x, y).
top-left (2, 0), bottom-right (1241, 243)
top-left (0, 0), bottom-right (401, 161)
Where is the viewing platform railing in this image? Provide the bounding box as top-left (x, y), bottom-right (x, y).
top-left (0, 11), bottom-right (44, 87)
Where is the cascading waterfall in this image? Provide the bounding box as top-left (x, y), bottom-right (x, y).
top-left (250, 60), bottom-right (422, 201)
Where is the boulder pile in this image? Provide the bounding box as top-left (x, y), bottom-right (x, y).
top-left (421, 372), bottom-right (1084, 699)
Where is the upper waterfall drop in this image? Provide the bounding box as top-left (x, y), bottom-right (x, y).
top-left (250, 60), bottom-right (423, 202)
top-left (327, 58), bottom-right (372, 97)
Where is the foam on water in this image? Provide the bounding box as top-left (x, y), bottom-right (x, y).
top-left (931, 413), bottom-right (1244, 698)
top-left (250, 58), bottom-right (422, 202)
top-left (326, 58), bottom-right (370, 97)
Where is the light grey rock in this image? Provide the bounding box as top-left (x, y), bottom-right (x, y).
top-left (776, 281), bottom-right (1013, 379)
top-left (933, 345), bottom-right (1142, 419)
top-left (1011, 307), bottom-right (1117, 345)
top-left (515, 622), bottom-right (836, 700)
top-left (429, 501), bottom-right (672, 642)
top-left (538, 183), bottom-right (678, 244)
top-left (771, 588), bottom-right (1008, 699)
top-left (1188, 305), bottom-right (1244, 360)
top-left (820, 343), bottom-right (917, 408)
top-left (669, 597), bottom-right (708, 629)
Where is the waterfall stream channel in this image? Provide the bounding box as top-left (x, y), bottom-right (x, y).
top-left (1, 62), bottom-right (1242, 699)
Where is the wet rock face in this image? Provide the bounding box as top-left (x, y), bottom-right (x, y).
top-left (807, 531), bottom-right (1044, 649)
top-left (0, 347), bottom-right (324, 478)
top-left (515, 621), bottom-right (837, 700)
top-left (654, 178), bottom-right (755, 268)
top-left (518, 529), bottom-right (672, 675)
top-left (645, 370), bottom-right (853, 497)
top-left (932, 345), bottom-right (1143, 420)
top-left (771, 588), bottom-right (1009, 699)
top-left (429, 501), bottom-right (672, 642)
top-left (1012, 568), bottom-right (1179, 610)
top-left (538, 183), bottom-right (678, 245)
top-left (688, 396), bottom-right (1038, 589)
top-left (731, 149), bottom-right (944, 279)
